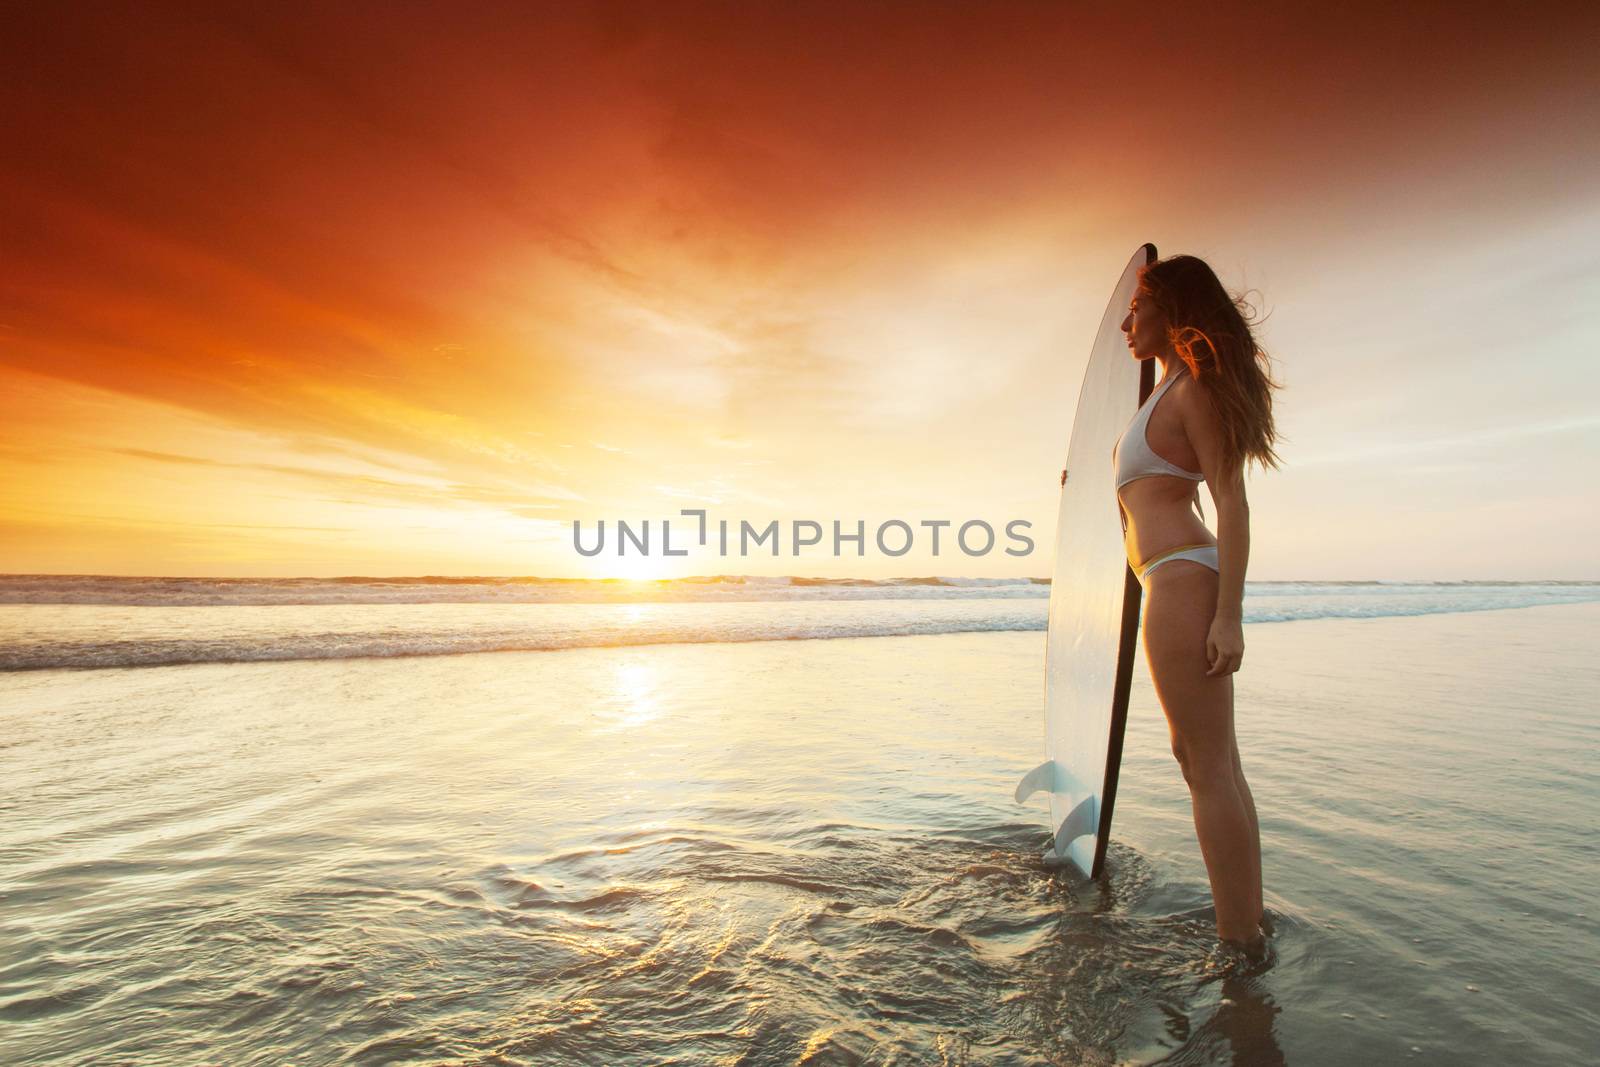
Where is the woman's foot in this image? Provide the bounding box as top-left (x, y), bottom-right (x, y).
top-left (1202, 928), bottom-right (1275, 980)
top-left (1216, 906), bottom-right (1271, 956)
top-left (1221, 929), bottom-right (1268, 963)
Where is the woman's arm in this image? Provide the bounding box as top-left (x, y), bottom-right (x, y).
top-left (1210, 488), bottom-right (1250, 622)
top-left (1179, 380), bottom-right (1249, 673)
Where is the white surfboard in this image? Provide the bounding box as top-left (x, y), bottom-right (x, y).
top-left (1016, 244), bottom-right (1156, 878)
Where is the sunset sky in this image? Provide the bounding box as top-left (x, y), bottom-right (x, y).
top-left (3, 3), bottom-right (1597, 580)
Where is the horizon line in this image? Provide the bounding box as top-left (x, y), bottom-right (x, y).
top-left (4, 573), bottom-right (1599, 585)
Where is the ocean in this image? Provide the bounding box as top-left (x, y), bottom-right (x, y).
top-left (2, 578), bottom-right (1597, 1064)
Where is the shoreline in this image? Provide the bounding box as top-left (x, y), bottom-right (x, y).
top-left (2, 596), bottom-right (1598, 676)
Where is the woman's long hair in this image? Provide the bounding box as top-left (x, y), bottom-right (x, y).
top-left (1138, 255), bottom-right (1282, 475)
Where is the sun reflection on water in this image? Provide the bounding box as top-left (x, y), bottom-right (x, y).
top-left (605, 658), bottom-right (663, 732)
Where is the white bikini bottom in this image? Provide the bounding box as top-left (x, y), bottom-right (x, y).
top-left (1134, 542), bottom-right (1220, 587)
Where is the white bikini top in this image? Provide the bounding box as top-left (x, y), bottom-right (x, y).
top-left (1113, 367), bottom-right (1208, 527)
top-left (1113, 368), bottom-right (1205, 489)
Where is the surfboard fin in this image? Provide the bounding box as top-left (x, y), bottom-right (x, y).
top-left (1014, 759), bottom-right (1063, 804)
top-left (1014, 759), bottom-right (1093, 805)
top-left (1016, 759), bottom-right (1099, 870)
top-left (1046, 794), bottom-right (1099, 866)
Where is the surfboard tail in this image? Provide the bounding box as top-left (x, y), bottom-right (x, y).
top-left (1015, 759), bottom-right (1100, 874)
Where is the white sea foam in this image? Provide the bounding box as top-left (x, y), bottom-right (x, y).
top-left (0, 576), bottom-right (1595, 670)
top-left (0, 573), bottom-right (1048, 607)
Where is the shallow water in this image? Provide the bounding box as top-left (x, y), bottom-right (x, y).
top-left (2, 603), bottom-right (1597, 1064)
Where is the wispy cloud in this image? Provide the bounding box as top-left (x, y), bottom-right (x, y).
top-left (106, 447), bottom-right (583, 512)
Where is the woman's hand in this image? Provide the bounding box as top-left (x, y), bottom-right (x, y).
top-left (1205, 615), bottom-right (1244, 676)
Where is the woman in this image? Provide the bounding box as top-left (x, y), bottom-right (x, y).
top-left (1114, 254), bottom-right (1281, 957)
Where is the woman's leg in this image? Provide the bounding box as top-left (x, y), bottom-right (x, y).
top-left (1141, 561), bottom-right (1263, 944)
top-left (1231, 742), bottom-right (1264, 926)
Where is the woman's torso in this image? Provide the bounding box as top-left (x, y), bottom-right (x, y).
top-left (1113, 369), bottom-right (1214, 567)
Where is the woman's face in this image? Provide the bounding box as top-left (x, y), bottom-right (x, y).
top-left (1120, 290), bottom-right (1168, 361)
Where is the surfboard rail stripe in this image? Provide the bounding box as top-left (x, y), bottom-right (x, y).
top-left (1090, 357), bottom-right (1153, 879)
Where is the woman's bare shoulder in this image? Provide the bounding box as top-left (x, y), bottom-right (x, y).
top-left (1173, 374), bottom-right (1226, 446)
top-left (1172, 372), bottom-right (1218, 420)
